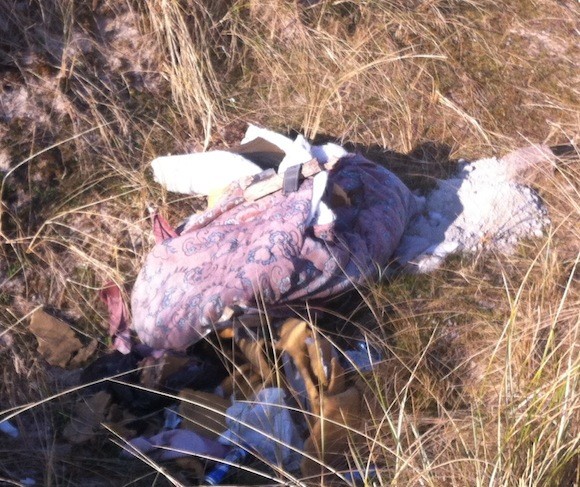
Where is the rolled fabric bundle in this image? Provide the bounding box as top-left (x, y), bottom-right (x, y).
top-left (131, 154), bottom-right (416, 350)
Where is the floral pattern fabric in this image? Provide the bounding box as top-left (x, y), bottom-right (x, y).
top-left (131, 154), bottom-right (416, 350)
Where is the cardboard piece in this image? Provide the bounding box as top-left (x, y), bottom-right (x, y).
top-left (28, 309), bottom-right (97, 368)
top-left (63, 391), bottom-right (112, 444)
top-left (178, 389), bottom-right (230, 439)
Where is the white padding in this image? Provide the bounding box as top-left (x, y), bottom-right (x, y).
top-left (151, 151), bottom-right (262, 195)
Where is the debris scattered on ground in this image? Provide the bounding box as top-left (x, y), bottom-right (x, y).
top-left (132, 126), bottom-right (416, 351)
top-left (220, 387), bottom-right (303, 472)
top-left (10, 126), bottom-right (559, 485)
top-left (204, 445), bottom-right (250, 485)
top-left (56, 316), bottom-right (372, 483)
top-left (178, 390), bottom-right (230, 438)
top-left (28, 309), bottom-right (98, 368)
top-left (76, 127), bottom-right (556, 483)
top-left (0, 418), bottom-right (19, 438)
top-left (62, 391), bottom-right (114, 444)
top-left (99, 282), bottom-right (132, 355)
top-left (340, 339), bottom-right (382, 373)
top-left (152, 151), bottom-right (262, 196)
top-left (124, 429), bottom-right (228, 462)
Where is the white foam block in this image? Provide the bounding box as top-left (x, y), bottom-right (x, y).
top-left (278, 134), bottom-right (314, 174)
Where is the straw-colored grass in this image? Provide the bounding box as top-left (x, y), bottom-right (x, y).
top-left (1, 0), bottom-right (578, 485)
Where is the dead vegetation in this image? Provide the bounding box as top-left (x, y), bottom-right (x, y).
top-left (0, 0), bottom-right (578, 485)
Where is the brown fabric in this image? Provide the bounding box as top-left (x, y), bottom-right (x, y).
top-left (276, 319), bottom-right (320, 412)
top-left (274, 319), bottom-right (366, 478)
top-left (235, 331), bottom-right (272, 382)
top-left (301, 386), bottom-right (363, 479)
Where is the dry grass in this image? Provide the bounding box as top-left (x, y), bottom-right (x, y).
top-left (0, 0), bottom-right (578, 485)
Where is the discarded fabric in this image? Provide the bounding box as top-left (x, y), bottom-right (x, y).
top-left (132, 127), bottom-right (416, 350)
top-left (123, 429), bottom-right (228, 462)
top-left (219, 387), bottom-right (303, 472)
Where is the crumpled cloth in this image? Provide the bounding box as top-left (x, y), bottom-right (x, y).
top-left (220, 387), bottom-right (303, 472)
top-left (122, 429), bottom-right (228, 461)
top-left (131, 154), bottom-right (416, 350)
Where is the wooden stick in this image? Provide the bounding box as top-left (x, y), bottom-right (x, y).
top-left (243, 158), bottom-right (338, 201)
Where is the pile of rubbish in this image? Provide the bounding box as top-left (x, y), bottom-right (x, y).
top-left (18, 310), bottom-right (384, 485)
top-left (115, 125), bottom-right (415, 481)
top-left (5, 125), bottom-right (557, 484)
top-left (131, 126), bottom-right (417, 352)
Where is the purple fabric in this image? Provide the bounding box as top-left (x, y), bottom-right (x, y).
top-left (122, 429), bottom-right (228, 461)
top-left (131, 155), bottom-right (416, 350)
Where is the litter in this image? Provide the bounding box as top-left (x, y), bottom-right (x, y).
top-left (87, 126), bottom-right (557, 483)
top-left (99, 283), bottom-right (131, 355)
top-left (28, 309), bottom-right (97, 368)
top-left (132, 126), bottom-right (416, 351)
top-left (115, 128), bottom-right (554, 351)
top-left (123, 429), bottom-right (228, 462)
top-left (151, 151), bottom-right (262, 196)
top-left (162, 405), bottom-right (182, 430)
top-left (0, 418), bottom-right (19, 438)
top-left (219, 387), bottom-right (303, 473)
top-left (340, 339), bottom-right (383, 373)
top-left (178, 389), bottom-right (230, 439)
top-left (204, 445), bottom-right (250, 485)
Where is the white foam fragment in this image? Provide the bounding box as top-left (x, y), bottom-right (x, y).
top-left (310, 142), bottom-right (348, 163)
top-left (308, 171), bottom-right (334, 225)
top-left (278, 134), bottom-right (313, 174)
